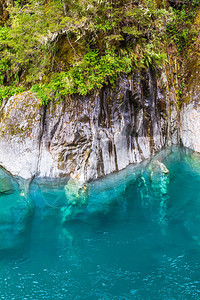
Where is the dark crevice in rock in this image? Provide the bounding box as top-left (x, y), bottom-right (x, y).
top-left (114, 144), bottom-right (118, 172)
top-left (108, 139), bottom-right (113, 157)
top-left (36, 104), bottom-right (47, 177)
top-left (97, 146), bottom-right (105, 178)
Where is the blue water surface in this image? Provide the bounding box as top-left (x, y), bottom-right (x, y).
top-left (1, 147), bottom-right (200, 299)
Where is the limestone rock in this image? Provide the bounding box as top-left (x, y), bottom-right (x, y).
top-left (0, 70), bottom-right (179, 183)
top-left (37, 70), bottom-right (174, 183)
top-left (150, 160), bottom-right (169, 195)
top-left (64, 178), bottom-right (88, 205)
top-left (0, 91), bottom-right (44, 179)
top-left (62, 162), bottom-right (143, 221)
top-left (180, 104), bottom-right (200, 152)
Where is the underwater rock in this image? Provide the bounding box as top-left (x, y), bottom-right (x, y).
top-left (0, 190), bottom-right (33, 250)
top-left (62, 163), bottom-right (144, 221)
top-left (150, 160), bottom-right (169, 225)
top-left (0, 167), bottom-right (33, 250)
top-left (64, 178), bottom-right (88, 205)
top-left (138, 157), bottom-right (170, 225)
top-left (62, 179), bottom-right (88, 221)
top-left (183, 151), bottom-right (200, 176)
top-left (0, 176), bottom-right (14, 194)
top-left (150, 160), bottom-right (169, 195)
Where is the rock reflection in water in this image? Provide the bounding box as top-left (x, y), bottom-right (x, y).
top-left (1, 147), bottom-right (200, 299)
top-left (0, 169), bottom-right (33, 251)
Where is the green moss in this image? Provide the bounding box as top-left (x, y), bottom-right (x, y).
top-left (0, 92), bottom-right (40, 139)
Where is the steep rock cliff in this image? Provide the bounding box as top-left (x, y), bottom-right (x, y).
top-left (0, 68), bottom-right (180, 182)
top-left (180, 52), bottom-right (200, 152)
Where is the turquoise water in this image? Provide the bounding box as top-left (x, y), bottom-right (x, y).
top-left (1, 147), bottom-right (200, 299)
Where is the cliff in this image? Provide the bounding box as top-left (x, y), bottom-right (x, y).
top-left (0, 67), bottom-right (179, 183)
top-left (0, 57), bottom-right (200, 184)
top-left (0, 0), bottom-right (199, 185)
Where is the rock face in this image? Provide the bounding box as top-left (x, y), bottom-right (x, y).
top-left (0, 91), bottom-right (44, 179)
top-left (38, 69), bottom-right (178, 183)
top-left (0, 68), bottom-right (181, 183)
top-left (180, 104), bottom-right (200, 152)
top-left (179, 42), bottom-right (200, 152)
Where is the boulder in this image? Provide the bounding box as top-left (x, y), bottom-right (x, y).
top-left (0, 91), bottom-right (44, 179)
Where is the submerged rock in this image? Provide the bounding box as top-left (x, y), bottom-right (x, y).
top-left (0, 170), bottom-right (33, 250)
top-left (0, 176), bottom-right (14, 194)
top-left (0, 193), bottom-right (33, 250)
top-left (138, 152), bottom-right (170, 225)
top-left (64, 178), bottom-right (88, 205)
top-left (62, 162), bottom-right (144, 222)
top-left (150, 160), bottom-right (169, 195)
top-left (61, 179), bottom-right (88, 220)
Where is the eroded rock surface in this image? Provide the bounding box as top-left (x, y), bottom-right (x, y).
top-left (180, 42), bottom-right (200, 152)
top-left (0, 91), bottom-right (44, 179)
top-left (38, 70), bottom-right (177, 183)
top-left (0, 70), bottom-right (179, 182)
top-left (180, 104), bottom-right (200, 152)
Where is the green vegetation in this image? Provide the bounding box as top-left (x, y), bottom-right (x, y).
top-left (166, 0), bottom-right (200, 53)
top-left (31, 49), bottom-right (132, 104)
top-left (0, 85), bottom-right (25, 101)
top-left (0, 0), bottom-right (199, 104)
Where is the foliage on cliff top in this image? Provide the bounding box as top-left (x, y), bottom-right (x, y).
top-left (0, 0), bottom-right (199, 104)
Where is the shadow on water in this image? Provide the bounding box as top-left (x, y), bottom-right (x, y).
top-left (1, 146), bottom-right (200, 298)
